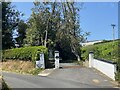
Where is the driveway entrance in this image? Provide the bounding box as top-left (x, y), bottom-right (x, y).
top-left (60, 63), bottom-right (82, 68)
top-left (48, 63), bottom-right (118, 88)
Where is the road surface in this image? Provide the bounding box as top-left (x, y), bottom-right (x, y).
top-left (3, 63), bottom-right (118, 88)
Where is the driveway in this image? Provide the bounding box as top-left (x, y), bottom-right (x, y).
top-left (48, 63), bottom-right (116, 88)
top-left (48, 66), bottom-right (117, 88)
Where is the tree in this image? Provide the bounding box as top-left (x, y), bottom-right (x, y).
top-left (24, 6), bottom-right (47, 46)
top-left (0, 3), bottom-right (2, 50)
top-left (15, 20), bottom-right (28, 47)
top-left (25, 2), bottom-right (60, 47)
top-left (54, 2), bottom-right (83, 61)
top-left (2, 2), bottom-right (22, 49)
top-left (24, 1), bottom-right (89, 61)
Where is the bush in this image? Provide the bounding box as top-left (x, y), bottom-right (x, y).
top-left (2, 46), bottom-right (48, 62)
top-left (115, 72), bottom-right (120, 83)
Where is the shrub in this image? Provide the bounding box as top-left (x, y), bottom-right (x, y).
top-left (2, 46), bottom-right (48, 62)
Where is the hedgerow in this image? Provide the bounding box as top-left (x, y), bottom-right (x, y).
top-left (81, 40), bottom-right (120, 82)
top-left (81, 40), bottom-right (118, 62)
top-left (2, 46), bottom-right (48, 62)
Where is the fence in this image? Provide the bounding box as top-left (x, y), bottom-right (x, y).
top-left (89, 52), bottom-right (116, 80)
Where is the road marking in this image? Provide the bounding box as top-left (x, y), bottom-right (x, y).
top-left (92, 79), bottom-right (100, 84)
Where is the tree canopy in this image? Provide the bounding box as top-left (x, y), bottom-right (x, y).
top-left (24, 2), bottom-right (89, 60)
top-left (2, 2), bottom-right (22, 49)
top-left (2, 2), bottom-right (90, 61)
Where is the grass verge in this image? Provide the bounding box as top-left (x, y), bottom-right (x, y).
top-left (2, 60), bottom-right (44, 75)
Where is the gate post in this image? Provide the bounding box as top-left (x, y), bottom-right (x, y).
top-left (39, 53), bottom-right (45, 69)
top-left (36, 53), bottom-right (45, 69)
top-left (54, 51), bottom-right (59, 68)
top-left (89, 51), bottom-right (94, 68)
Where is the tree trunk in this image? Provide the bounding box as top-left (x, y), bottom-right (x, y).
top-left (44, 30), bottom-right (48, 47)
top-left (41, 36), bottom-right (43, 46)
top-left (73, 52), bottom-right (80, 61)
top-left (77, 55), bottom-right (80, 61)
top-left (71, 44), bottom-right (81, 61)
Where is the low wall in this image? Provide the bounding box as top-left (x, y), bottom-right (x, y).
top-left (93, 59), bottom-right (116, 80)
top-left (89, 52), bottom-right (116, 80)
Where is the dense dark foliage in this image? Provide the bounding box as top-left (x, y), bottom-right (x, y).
top-left (2, 2), bottom-right (22, 49)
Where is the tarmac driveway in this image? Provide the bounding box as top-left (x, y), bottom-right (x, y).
top-left (48, 63), bottom-right (118, 88)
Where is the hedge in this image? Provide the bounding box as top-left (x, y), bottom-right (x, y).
top-left (2, 46), bottom-right (48, 62)
top-left (81, 40), bottom-right (118, 62)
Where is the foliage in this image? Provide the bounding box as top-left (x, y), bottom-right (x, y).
top-left (15, 20), bottom-right (28, 47)
top-left (81, 40), bottom-right (120, 82)
top-left (2, 2), bottom-right (23, 49)
top-left (81, 40), bottom-right (118, 62)
top-left (24, 2), bottom-right (89, 60)
top-left (2, 46), bottom-right (48, 62)
top-left (115, 72), bottom-right (120, 83)
top-left (2, 2), bottom-right (89, 61)
top-left (31, 68), bottom-right (44, 75)
top-left (74, 61), bottom-right (83, 66)
top-left (116, 40), bottom-right (120, 83)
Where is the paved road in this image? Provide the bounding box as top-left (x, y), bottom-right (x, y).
top-left (48, 67), bottom-right (117, 88)
top-left (2, 63), bottom-right (118, 88)
top-left (3, 71), bottom-right (98, 88)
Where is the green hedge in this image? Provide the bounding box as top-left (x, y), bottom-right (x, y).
top-left (81, 40), bottom-right (118, 62)
top-left (2, 46), bottom-right (48, 62)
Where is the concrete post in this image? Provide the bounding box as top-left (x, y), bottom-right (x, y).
top-left (36, 53), bottom-right (45, 69)
top-left (89, 51), bottom-right (94, 68)
top-left (39, 53), bottom-right (45, 69)
top-left (54, 51), bottom-right (59, 68)
top-left (36, 61), bottom-right (40, 68)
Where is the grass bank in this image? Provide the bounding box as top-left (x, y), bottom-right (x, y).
top-left (2, 60), bottom-right (43, 75)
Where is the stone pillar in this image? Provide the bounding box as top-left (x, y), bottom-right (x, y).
top-left (54, 51), bottom-right (59, 68)
top-left (39, 53), bottom-right (45, 69)
top-left (89, 51), bottom-right (94, 68)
